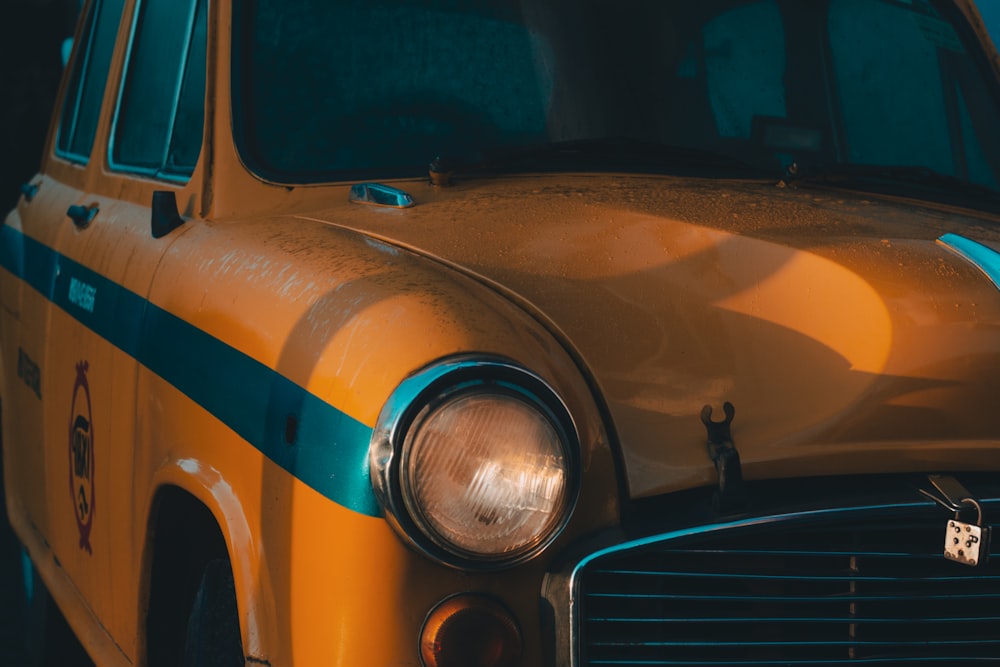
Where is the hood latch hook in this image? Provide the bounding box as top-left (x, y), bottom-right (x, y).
top-left (701, 402), bottom-right (747, 514)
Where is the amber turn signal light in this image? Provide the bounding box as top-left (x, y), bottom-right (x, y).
top-left (420, 594), bottom-right (522, 667)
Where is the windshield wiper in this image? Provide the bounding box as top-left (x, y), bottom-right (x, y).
top-left (780, 161), bottom-right (1000, 212)
top-left (430, 137), bottom-right (764, 182)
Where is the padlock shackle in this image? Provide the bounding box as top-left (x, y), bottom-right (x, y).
top-left (960, 497), bottom-right (984, 526)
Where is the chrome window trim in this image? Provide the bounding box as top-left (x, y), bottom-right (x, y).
top-left (370, 355), bottom-right (581, 571)
top-left (548, 497), bottom-right (997, 667)
top-left (55, 147), bottom-right (96, 167)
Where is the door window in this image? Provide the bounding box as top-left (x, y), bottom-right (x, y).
top-left (111, 0), bottom-right (207, 180)
top-left (56, 0), bottom-right (127, 163)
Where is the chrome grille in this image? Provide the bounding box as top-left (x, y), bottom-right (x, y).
top-left (575, 506), bottom-right (1000, 666)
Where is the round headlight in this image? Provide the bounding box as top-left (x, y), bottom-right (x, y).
top-left (370, 358), bottom-right (579, 569)
top-left (402, 391), bottom-right (570, 561)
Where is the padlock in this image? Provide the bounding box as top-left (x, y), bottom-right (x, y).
top-left (943, 498), bottom-right (989, 567)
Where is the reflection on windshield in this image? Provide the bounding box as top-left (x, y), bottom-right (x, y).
top-left (233, 0), bottom-right (1000, 194)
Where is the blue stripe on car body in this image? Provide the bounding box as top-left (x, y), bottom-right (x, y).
top-left (0, 224), bottom-right (381, 517)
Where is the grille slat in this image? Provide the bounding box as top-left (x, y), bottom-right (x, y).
top-left (587, 593), bottom-right (1000, 602)
top-left (588, 616), bottom-right (1000, 623)
top-left (586, 659), bottom-right (1000, 666)
top-left (592, 569), bottom-right (1000, 582)
top-left (591, 640), bottom-right (1000, 647)
top-left (660, 549), bottom-right (944, 558)
top-left (576, 509), bottom-right (1000, 666)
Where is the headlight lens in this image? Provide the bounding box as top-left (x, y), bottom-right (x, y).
top-left (370, 358), bottom-right (579, 569)
top-left (402, 392), bottom-right (571, 561)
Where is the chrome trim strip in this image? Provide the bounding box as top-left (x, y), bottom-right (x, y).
top-left (562, 499), bottom-right (974, 667)
top-left (938, 232), bottom-right (1000, 292)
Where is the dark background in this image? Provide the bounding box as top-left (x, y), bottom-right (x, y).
top-left (0, 1), bottom-right (82, 662)
top-left (1, 0), bottom-right (79, 215)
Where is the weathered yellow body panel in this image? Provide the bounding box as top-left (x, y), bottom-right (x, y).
top-left (3, 0), bottom-right (1000, 665)
top-left (132, 213), bottom-right (619, 664)
top-left (310, 176), bottom-right (1000, 497)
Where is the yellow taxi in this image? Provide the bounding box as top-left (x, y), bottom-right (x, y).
top-left (4, 0), bottom-right (1000, 665)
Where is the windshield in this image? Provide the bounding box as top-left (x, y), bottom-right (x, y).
top-left (233, 0), bottom-right (1000, 195)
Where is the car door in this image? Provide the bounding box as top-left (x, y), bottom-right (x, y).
top-left (1, 0), bottom-right (127, 590)
top-left (8, 0), bottom-right (207, 647)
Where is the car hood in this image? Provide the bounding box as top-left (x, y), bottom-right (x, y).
top-left (298, 174), bottom-right (1000, 499)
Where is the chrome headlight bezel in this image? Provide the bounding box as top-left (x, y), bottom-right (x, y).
top-left (370, 356), bottom-right (580, 571)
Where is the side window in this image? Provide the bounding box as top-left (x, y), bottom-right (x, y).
top-left (111, 0), bottom-right (207, 180)
top-left (56, 0), bottom-right (127, 163)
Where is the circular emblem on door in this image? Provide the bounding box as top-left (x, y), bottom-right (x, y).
top-left (69, 361), bottom-right (94, 554)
